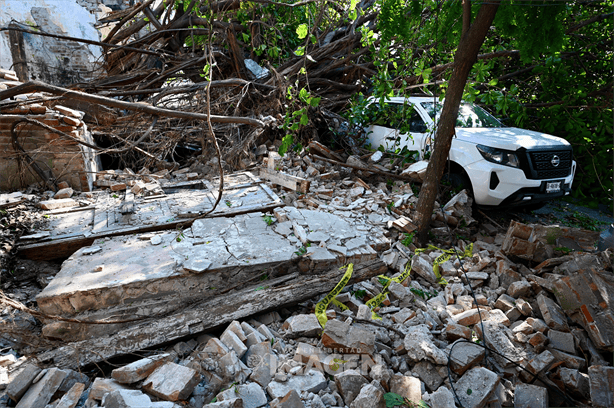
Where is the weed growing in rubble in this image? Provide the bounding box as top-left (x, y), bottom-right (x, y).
top-left (263, 215), bottom-right (276, 226)
top-left (386, 202), bottom-right (395, 213)
top-left (295, 242), bottom-right (311, 256)
top-left (384, 392), bottom-right (430, 407)
top-left (401, 232), bottom-right (414, 247)
top-left (410, 287), bottom-right (437, 300)
top-left (352, 289), bottom-right (367, 299)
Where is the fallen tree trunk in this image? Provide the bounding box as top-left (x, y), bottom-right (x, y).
top-left (0, 81), bottom-right (265, 127)
top-left (36, 259), bottom-right (387, 369)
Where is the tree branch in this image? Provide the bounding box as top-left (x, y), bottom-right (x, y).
top-left (0, 81), bottom-right (265, 127)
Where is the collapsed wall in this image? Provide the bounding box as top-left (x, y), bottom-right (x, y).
top-left (0, 70), bottom-right (99, 191)
top-left (0, 0), bottom-right (107, 85)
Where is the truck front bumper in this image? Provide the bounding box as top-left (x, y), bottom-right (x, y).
top-left (466, 160), bottom-right (576, 207)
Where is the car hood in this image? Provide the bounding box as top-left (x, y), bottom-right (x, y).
top-left (454, 127), bottom-right (571, 150)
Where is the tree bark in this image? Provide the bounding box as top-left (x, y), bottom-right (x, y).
top-left (415, 1), bottom-right (500, 245)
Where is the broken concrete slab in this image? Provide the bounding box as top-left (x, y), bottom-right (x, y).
top-left (56, 382), bottom-right (85, 408)
top-left (37, 208), bottom-right (378, 319)
top-left (111, 354), bottom-right (173, 384)
top-left (6, 363), bottom-right (41, 402)
top-left (588, 365), bottom-right (614, 408)
top-left (559, 367), bottom-right (590, 399)
top-left (38, 260), bottom-right (386, 369)
top-left (549, 263), bottom-right (614, 351)
top-left (87, 378), bottom-right (129, 401)
top-left (334, 369), bottom-right (369, 406)
top-left (390, 374), bottom-right (421, 404)
top-left (217, 382), bottom-right (267, 408)
top-left (266, 370), bottom-right (327, 399)
top-left (514, 383), bottom-right (548, 408)
top-left (453, 366), bottom-right (500, 408)
top-left (321, 319), bottom-right (376, 356)
top-left (102, 389), bottom-right (152, 408)
top-left (350, 381), bottom-right (385, 408)
top-left (403, 325), bottom-right (448, 365)
top-left (536, 293), bottom-right (570, 332)
top-left (448, 340), bottom-right (485, 375)
top-left (15, 367), bottom-right (67, 408)
top-left (38, 198), bottom-right (78, 210)
top-left (142, 362), bottom-right (200, 401)
top-left (20, 172), bottom-right (284, 261)
top-left (283, 314), bottom-right (322, 338)
top-left (270, 389), bottom-right (305, 408)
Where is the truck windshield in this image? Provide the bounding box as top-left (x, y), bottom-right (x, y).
top-left (421, 102), bottom-right (503, 128)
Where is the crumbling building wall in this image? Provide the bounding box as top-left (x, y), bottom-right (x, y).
top-left (0, 0), bottom-right (106, 86)
top-left (0, 100), bottom-right (99, 192)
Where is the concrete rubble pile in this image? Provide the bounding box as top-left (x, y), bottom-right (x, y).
top-left (0, 148), bottom-right (612, 408)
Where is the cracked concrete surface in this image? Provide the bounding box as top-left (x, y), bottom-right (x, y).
top-left (36, 208), bottom-right (386, 325)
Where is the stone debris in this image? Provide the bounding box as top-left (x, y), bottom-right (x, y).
top-left (1, 148), bottom-right (613, 408)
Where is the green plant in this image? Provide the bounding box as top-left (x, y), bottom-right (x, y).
top-left (384, 392), bottom-right (430, 408)
top-left (279, 86), bottom-right (320, 156)
top-left (352, 289), bottom-right (367, 299)
top-left (565, 211), bottom-right (605, 231)
top-left (410, 287), bottom-right (437, 300)
top-left (554, 246), bottom-right (573, 254)
top-left (294, 242), bottom-right (311, 256)
top-left (386, 202), bottom-right (395, 213)
top-left (225, 200), bottom-right (232, 207)
top-left (112, 194), bottom-right (118, 198)
top-left (401, 232), bottom-right (414, 247)
top-left (263, 215), bottom-right (276, 226)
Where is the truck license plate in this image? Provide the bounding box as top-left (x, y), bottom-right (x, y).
top-left (546, 181), bottom-right (561, 193)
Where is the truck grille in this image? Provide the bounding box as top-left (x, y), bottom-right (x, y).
top-left (528, 150), bottom-right (572, 179)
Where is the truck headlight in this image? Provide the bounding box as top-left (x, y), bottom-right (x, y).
top-left (476, 145), bottom-right (520, 168)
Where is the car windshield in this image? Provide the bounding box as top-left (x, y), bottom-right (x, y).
top-left (421, 102), bottom-right (503, 128)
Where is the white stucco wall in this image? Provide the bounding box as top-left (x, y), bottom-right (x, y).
top-left (0, 0), bottom-right (104, 84)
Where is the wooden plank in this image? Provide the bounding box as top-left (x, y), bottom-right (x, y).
top-left (392, 216), bottom-right (417, 233)
top-left (260, 167), bottom-right (310, 194)
top-left (37, 259), bottom-right (387, 369)
top-left (308, 141), bottom-right (344, 162)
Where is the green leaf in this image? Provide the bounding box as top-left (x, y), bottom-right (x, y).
top-left (296, 24), bottom-right (308, 39)
top-left (309, 97), bottom-right (321, 107)
top-left (299, 88), bottom-right (309, 101)
top-left (384, 392), bottom-right (406, 407)
top-left (488, 78), bottom-right (498, 86)
top-left (300, 114), bottom-right (309, 126)
top-left (294, 46), bottom-right (305, 56)
top-left (467, 389), bottom-right (472, 395)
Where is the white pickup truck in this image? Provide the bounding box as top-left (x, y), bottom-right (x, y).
top-left (364, 96), bottom-right (576, 208)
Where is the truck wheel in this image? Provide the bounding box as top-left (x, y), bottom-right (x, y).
top-left (444, 172), bottom-right (472, 195)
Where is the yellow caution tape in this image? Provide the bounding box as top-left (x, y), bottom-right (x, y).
top-left (331, 298), bottom-right (349, 311)
top-left (366, 243), bottom-right (474, 318)
top-left (365, 263), bottom-right (413, 320)
top-left (416, 243), bottom-right (473, 284)
top-left (314, 244), bottom-right (474, 326)
top-left (315, 264), bottom-right (353, 328)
